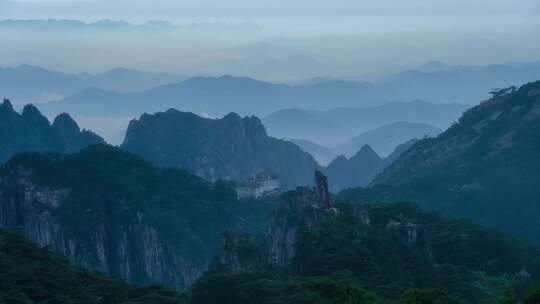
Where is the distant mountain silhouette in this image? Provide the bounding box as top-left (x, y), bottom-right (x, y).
top-left (322, 140), bottom-right (418, 192)
top-left (324, 145), bottom-right (384, 192)
top-left (0, 64), bottom-right (187, 104)
top-left (42, 75), bottom-right (290, 118)
top-left (39, 75), bottom-right (476, 120)
top-left (0, 99), bottom-right (104, 162)
top-left (264, 101), bottom-right (463, 147)
top-left (0, 19), bottom-right (175, 31)
top-left (120, 109), bottom-right (320, 188)
top-left (19, 61), bottom-right (540, 119)
top-left (335, 122), bottom-right (441, 157)
top-left (381, 61), bottom-right (540, 104)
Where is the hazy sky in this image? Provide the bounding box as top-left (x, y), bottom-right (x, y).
top-left (1, 0), bottom-right (540, 80)
top-left (2, 0), bottom-right (539, 19)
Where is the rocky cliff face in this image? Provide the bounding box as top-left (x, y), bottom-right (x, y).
top-left (121, 109), bottom-right (320, 188)
top-left (0, 145), bottom-right (239, 290)
top-left (0, 100), bottom-right (104, 162)
top-left (0, 169), bottom-right (203, 289)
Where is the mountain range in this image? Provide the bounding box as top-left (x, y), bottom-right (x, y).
top-left (26, 61), bottom-right (539, 119)
top-left (284, 120), bottom-right (441, 166)
top-left (263, 101), bottom-right (466, 147)
top-left (0, 99), bottom-right (104, 162)
top-left (323, 140), bottom-right (418, 192)
top-left (0, 101), bottom-right (416, 191)
top-left (119, 109), bottom-right (425, 191)
top-left (0, 19), bottom-right (176, 31)
top-left (334, 122), bottom-right (441, 157)
top-left (380, 61), bottom-right (540, 104)
top-left (3, 79), bottom-right (540, 302)
top-left (339, 81), bottom-right (540, 245)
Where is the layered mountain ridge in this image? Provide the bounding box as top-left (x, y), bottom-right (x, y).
top-left (264, 101), bottom-right (461, 147)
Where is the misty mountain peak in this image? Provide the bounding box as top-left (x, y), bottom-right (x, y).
top-left (356, 144), bottom-right (379, 158)
top-left (223, 112), bottom-right (242, 121)
top-left (0, 104), bottom-right (104, 162)
top-left (22, 104), bottom-right (51, 127)
top-left (1, 98), bottom-right (14, 112)
top-left (52, 113), bottom-right (81, 134)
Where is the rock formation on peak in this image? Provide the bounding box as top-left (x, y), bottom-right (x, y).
top-left (0, 102), bottom-right (104, 162)
top-left (315, 170), bottom-right (330, 208)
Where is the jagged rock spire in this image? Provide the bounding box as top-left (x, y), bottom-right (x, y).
top-left (315, 170), bottom-right (330, 208)
top-left (1, 98), bottom-right (14, 111)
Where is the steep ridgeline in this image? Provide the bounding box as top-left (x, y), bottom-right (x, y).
top-left (341, 81), bottom-right (540, 244)
top-left (323, 140), bottom-right (418, 192)
top-left (121, 109), bottom-right (320, 188)
top-left (0, 229), bottom-right (188, 303)
top-left (217, 172), bottom-right (540, 302)
top-left (0, 144), bottom-right (242, 290)
top-left (0, 99), bottom-right (104, 162)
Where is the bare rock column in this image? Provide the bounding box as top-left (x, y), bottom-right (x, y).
top-left (315, 170), bottom-right (330, 208)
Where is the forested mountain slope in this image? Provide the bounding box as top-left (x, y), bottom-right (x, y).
top-left (340, 81), bottom-right (540, 244)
